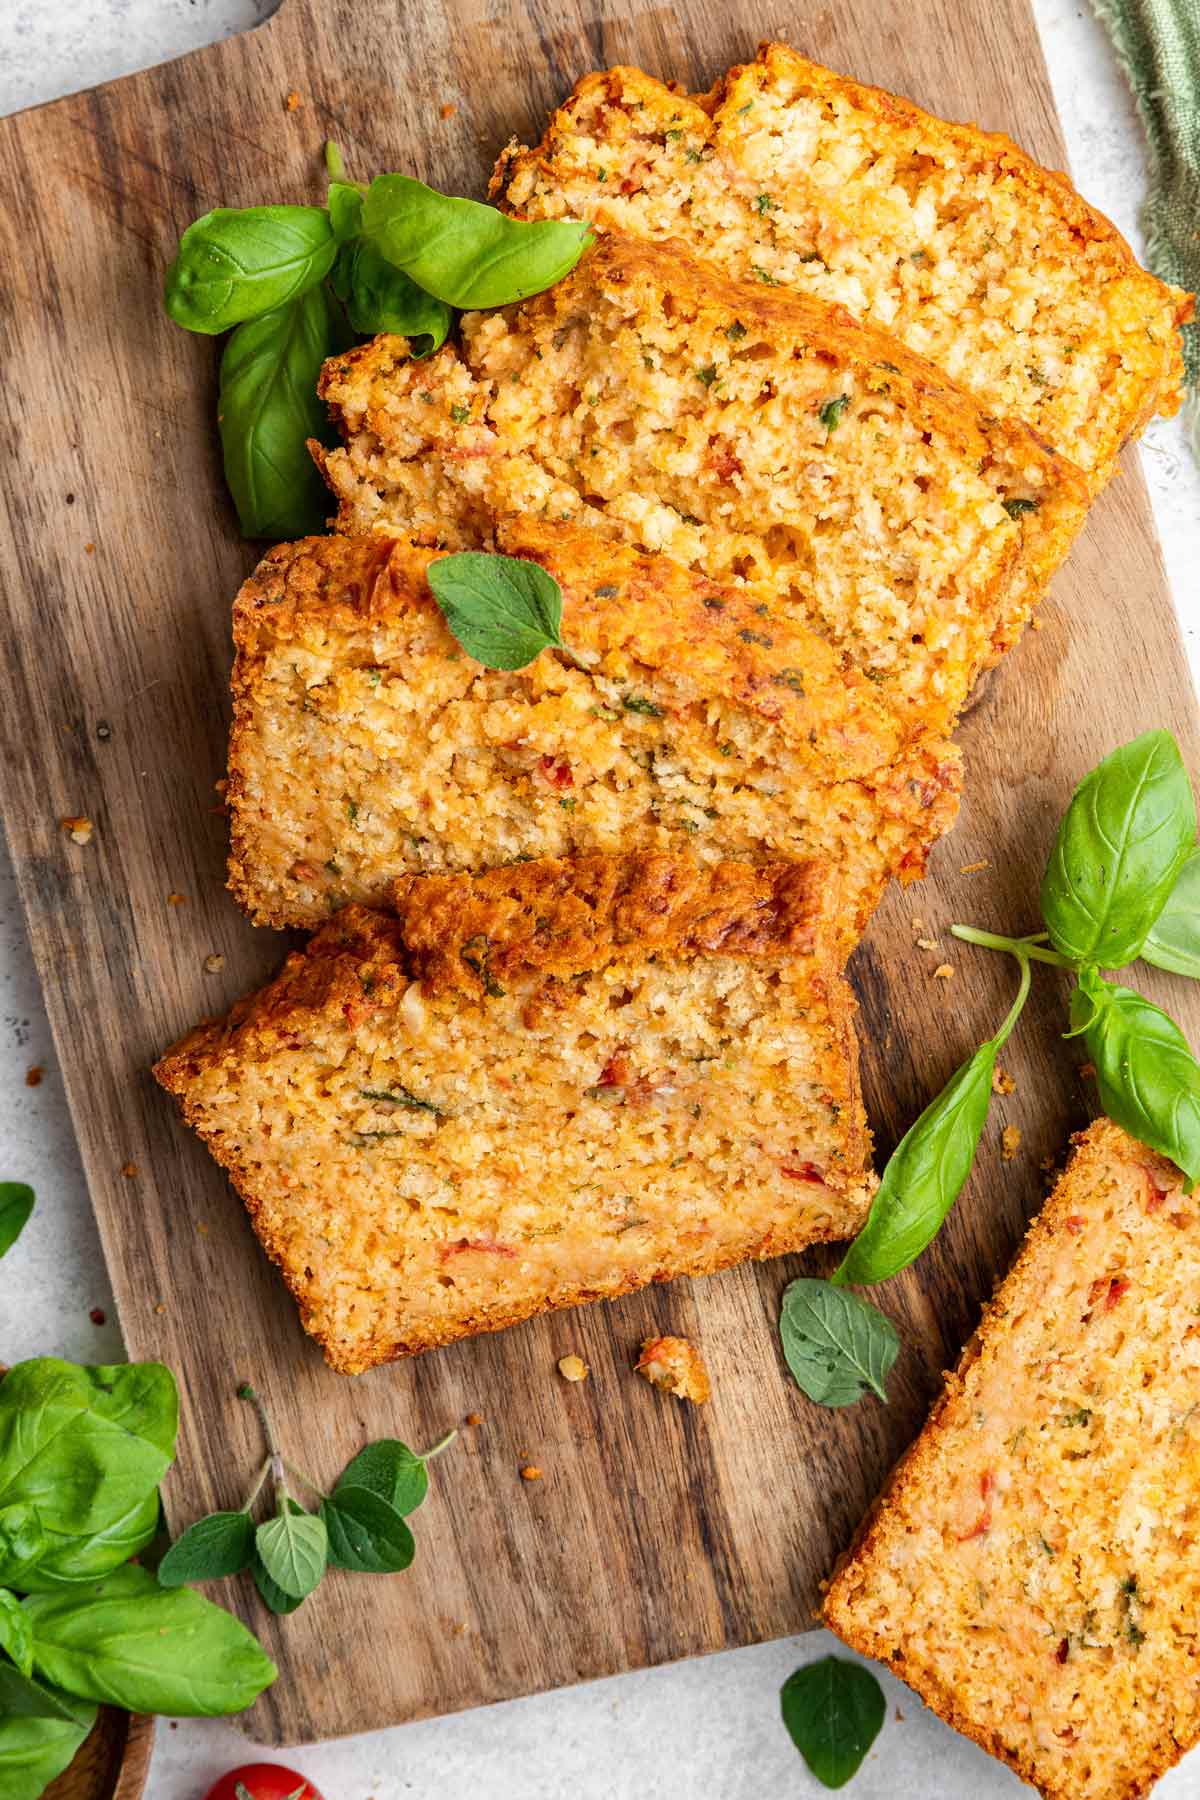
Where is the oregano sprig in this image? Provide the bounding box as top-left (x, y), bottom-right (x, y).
top-left (156, 1383), bottom-right (455, 1616)
top-left (780, 730), bottom-right (1200, 1414)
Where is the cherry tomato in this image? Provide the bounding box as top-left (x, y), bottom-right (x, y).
top-left (203, 1766), bottom-right (324, 1800)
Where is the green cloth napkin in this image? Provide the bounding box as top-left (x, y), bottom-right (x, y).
top-left (1091, 0), bottom-right (1200, 448)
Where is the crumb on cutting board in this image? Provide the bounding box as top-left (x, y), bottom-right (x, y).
top-left (558, 1353), bottom-right (589, 1382)
top-left (61, 816), bottom-right (93, 845)
top-left (635, 1335), bottom-right (711, 1403)
top-left (1001, 1124), bottom-right (1022, 1160)
top-left (992, 1065), bottom-right (1016, 1096)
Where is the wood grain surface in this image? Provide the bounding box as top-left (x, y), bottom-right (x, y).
top-left (43, 1711), bottom-right (153, 1800)
top-left (1, 0), bottom-right (1197, 1749)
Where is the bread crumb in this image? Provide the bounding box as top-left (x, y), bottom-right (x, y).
top-left (916, 936), bottom-right (938, 951)
top-left (203, 953), bottom-right (226, 973)
top-left (465, 1412), bottom-right (483, 1427)
top-left (1030, 616), bottom-right (1043, 631)
top-left (959, 859), bottom-right (990, 874)
top-left (1001, 1124), bottom-right (1022, 1160)
top-left (933, 963), bottom-right (954, 980)
top-left (911, 917), bottom-right (925, 931)
top-left (154, 1302), bottom-right (166, 1314)
top-left (558, 1353), bottom-right (589, 1382)
top-left (635, 1334), bottom-right (711, 1403)
top-left (167, 892), bottom-right (186, 906)
top-left (440, 102), bottom-right (457, 119)
top-left (520, 1464), bottom-right (543, 1480)
top-left (197, 1221), bottom-right (209, 1235)
top-left (61, 816), bottom-right (93, 846)
top-left (25, 1065), bottom-right (43, 1088)
top-left (992, 1065), bottom-right (1016, 1096)
top-left (120, 1161), bottom-right (138, 1179)
top-left (84, 542), bottom-right (95, 555)
top-left (285, 89), bottom-right (302, 111)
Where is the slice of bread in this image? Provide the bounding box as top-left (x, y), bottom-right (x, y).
top-left (155, 854), bottom-right (875, 1373)
top-left (316, 234), bottom-right (1087, 739)
top-left (494, 42), bottom-right (1192, 484)
top-left (824, 1119), bottom-right (1200, 1800)
top-left (226, 521), bottom-right (959, 936)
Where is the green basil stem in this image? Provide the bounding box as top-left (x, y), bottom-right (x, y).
top-left (420, 1430), bottom-right (458, 1462)
top-left (950, 923), bottom-right (1078, 970)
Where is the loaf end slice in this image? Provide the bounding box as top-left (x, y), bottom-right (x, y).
top-left (824, 1119), bottom-right (1200, 1800)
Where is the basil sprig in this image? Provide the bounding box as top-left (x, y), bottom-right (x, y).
top-left (780, 1656), bottom-right (886, 1789)
top-left (1040, 730), bottom-right (1195, 967)
top-left (782, 731), bottom-right (1200, 1414)
top-left (1071, 970), bottom-right (1200, 1183)
top-left (0, 1358), bottom-right (276, 1795)
top-left (164, 142), bottom-right (590, 540)
top-left (427, 552), bottom-right (565, 670)
top-left (157, 1386), bottom-right (453, 1615)
top-left (164, 206), bottom-right (337, 334)
top-left (360, 175), bottom-right (592, 308)
top-left (0, 1184), bottom-right (33, 1261)
top-left (1142, 844), bottom-right (1200, 977)
top-left (835, 958), bottom-right (1030, 1287)
top-left (218, 283), bottom-right (344, 540)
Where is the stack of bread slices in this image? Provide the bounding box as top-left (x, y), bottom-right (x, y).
top-left (156, 43), bottom-right (1189, 1380)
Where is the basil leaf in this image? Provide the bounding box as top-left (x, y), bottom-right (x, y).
top-left (321, 1486), bottom-right (415, 1574)
top-left (20, 1489), bottom-right (160, 1592)
top-left (0, 1184), bottom-right (33, 1259)
top-left (157, 1510), bottom-right (255, 1588)
top-left (1073, 968), bottom-right (1200, 1187)
top-left (834, 1040), bottom-right (997, 1285)
top-left (255, 1506), bottom-right (327, 1601)
top-left (327, 181), bottom-right (365, 243)
top-left (0, 1506), bottom-right (47, 1588)
top-left (0, 1362), bottom-right (176, 1571)
top-left (331, 239), bottom-right (453, 352)
top-left (24, 1563), bottom-right (277, 1716)
top-left (427, 552), bottom-right (563, 670)
top-left (362, 176), bottom-right (591, 308)
top-left (0, 1661), bottom-right (94, 1722)
top-left (164, 205), bottom-right (336, 335)
top-left (218, 284), bottom-right (339, 540)
top-left (336, 1439), bottom-right (427, 1515)
top-left (781, 1656), bottom-right (886, 1788)
top-left (1041, 730), bottom-right (1195, 969)
top-left (252, 1551), bottom-right (305, 1616)
top-left (779, 1280), bottom-right (899, 1408)
top-left (1141, 844), bottom-right (1200, 978)
top-left (0, 1587), bottom-right (33, 1677)
top-left (0, 1708), bottom-right (96, 1800)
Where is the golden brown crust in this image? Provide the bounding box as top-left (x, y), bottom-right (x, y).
top-left (497, 46), bottom-right (1191, 476)
top-left (823, 1119), bottom-right (1199, 1800)
top-left (391, 852), bottom-right (839, 997)
top-left (156, 856), bottom-right (871, 1374)
top-left (228, 518), bottom-right (905, 782)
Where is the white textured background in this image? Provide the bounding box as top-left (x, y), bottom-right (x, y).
top-left (1, 2), bottom-right (1198, 1795)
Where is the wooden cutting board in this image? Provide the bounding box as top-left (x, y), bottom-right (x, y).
top-left (1, 0), bottom-right (1196, 1748)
